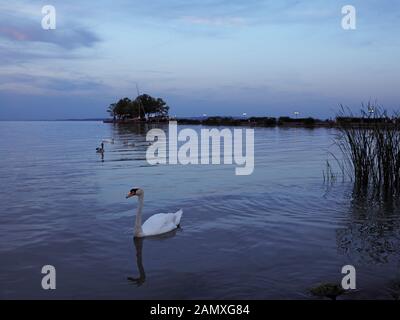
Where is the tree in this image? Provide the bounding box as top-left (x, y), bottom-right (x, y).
top-left (125, 100), bottom-right (141, 119)
top-left (135, 94), bottom-right (169, 118)
top-left (107, 103), bottom-right (117, 120)
top-left (114, 97), bottom-right (135, 119)
top-left (107, 93), bottom-right (169, 120)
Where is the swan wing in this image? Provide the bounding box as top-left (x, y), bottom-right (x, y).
top-left (141, 210), bottom-right (183, 237)
top-left (173, 209), bottom-right (183, 225)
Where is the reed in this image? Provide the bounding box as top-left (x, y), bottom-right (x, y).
top-left (334, 103), bottom-right (400, 199)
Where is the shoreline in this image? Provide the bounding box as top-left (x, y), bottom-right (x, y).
top-left (103, 116), bottom-right (333, 127)
top-left (103, 116), bottom-right (397, 128)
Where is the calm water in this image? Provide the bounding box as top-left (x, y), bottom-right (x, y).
top-left (1, 121), bottom-right (400, 299)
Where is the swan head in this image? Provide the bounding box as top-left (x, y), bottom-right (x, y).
top-left (126, 188), bottom-right (144, 198)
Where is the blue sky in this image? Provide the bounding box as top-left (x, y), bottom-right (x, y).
top-left (1, 0), bottom-right (400, 120)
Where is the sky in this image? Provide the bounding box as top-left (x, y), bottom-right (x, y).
top-left (0, 0), bottom-right (400, 120)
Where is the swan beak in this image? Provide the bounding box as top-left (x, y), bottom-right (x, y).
top-left (126, 192), bottom-right (135, 199)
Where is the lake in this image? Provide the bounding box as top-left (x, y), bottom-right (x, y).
top-left (0, 121), bottom-right (400, 299)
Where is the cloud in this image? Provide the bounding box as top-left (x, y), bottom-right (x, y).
top-left (0, 72), bottom-right (108, 96)
top-left (0, 22), bottom-right (100, 50)
top-left (0, 27), bottom-right (30, 41)
top-left (180, 16), bottom-right (246, 27)
top-left (0, 2), bottom-right (41, 17)
top-left (0, 42), bottom-right (89, 66)
top-left (0, 1), bottom-right (101, 51)
top-left (1, 0), bottom-right (400, 120)
top-left (0, 3), bottom-right (101, 68)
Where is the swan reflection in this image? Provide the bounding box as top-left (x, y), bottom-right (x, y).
top-left (128, 228), bottom-right (179, 286)
top-left (128, 237), bottom-right (146, 286)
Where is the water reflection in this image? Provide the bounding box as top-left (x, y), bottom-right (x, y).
top-left (128, 237), bottom-right (146, 286)
top-left (336, 189), bottom-right (400, 265)
top-left (128, 229), bottom-right (179, 287)
top-left (95, 123), bottom-right (164, 163)
top-left (113, 123), bottom-right (168, 139)
top-left (387, 279), bottom-right (400, 300)
top-left (4, 121), bottom-right (400, 298)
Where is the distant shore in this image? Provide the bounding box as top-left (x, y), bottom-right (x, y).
top-left (103, 116), bottom-right (398, 128)
top-left (104, 116), bottom-right (332, 127)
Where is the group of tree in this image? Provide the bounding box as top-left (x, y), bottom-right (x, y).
top-left (107, 94), bottom-right (169, 120)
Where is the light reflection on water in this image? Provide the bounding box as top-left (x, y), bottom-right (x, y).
top-left (0, 121), bottom-right (399, 299)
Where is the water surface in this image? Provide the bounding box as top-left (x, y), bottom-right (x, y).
top-left (1, 121), bottom-right (400, 299)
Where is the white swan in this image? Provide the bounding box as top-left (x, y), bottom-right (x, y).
top-left (102, 138), bottom-right (114, 144)
top-left (126, 188), bottom-right (183, 238)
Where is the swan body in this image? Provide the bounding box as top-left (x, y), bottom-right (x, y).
top-left (140, 210), bottom-right (183, 237)
top-left (126, 188), bottom-right (182, 238)
top-left (102, 138), bottom-right (114, 144)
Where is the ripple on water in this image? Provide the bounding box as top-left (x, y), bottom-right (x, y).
top-left (1, 123), bottom-right (400, 299)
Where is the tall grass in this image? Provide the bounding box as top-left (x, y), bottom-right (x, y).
top-left (335, 104), bottom-right (400, 199)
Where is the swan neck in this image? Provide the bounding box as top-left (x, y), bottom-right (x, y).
top-left (134, 194), bottom-right (144, 236)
